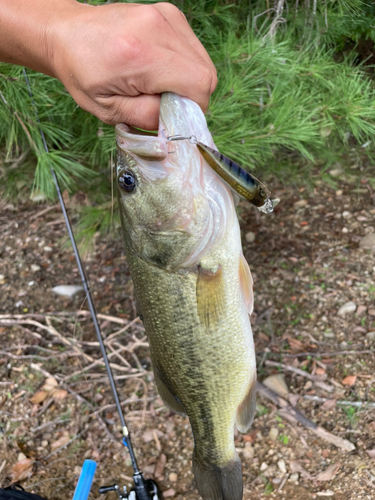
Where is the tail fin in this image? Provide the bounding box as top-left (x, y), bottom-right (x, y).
top-left (192, 452), bottom-right (243, 500)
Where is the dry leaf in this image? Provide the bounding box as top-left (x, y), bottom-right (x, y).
top-left (321, 399), bottom-right (337, 411)
top-left (367, 449), bottom-right (375, 459)
top-left (30, 391), bottom-right (48, 404)
top-left (315, 462), bottom-right (341, 482)
top-left (51, 389), bottom-right (68, 400)
top-left (315, 368), bottom-right (326, 375)
top-left (342, 375), bottom-right (356, 386)
top-left (50, 432), bottom-right (70, 451)
top-left (154, 453), bottom-right (167, 479)
top-left (11, 459), bottom-right (34, 482)
top-left (288, 393), bottom-right (300, 407)
top-left (142, 429), bottom-right (164, 443)
top-left (289, 460), bottom-right (314, 480)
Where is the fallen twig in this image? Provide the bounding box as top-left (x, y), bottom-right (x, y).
top-left (303, 395), bottom-right (375, 409)
top-left (257, 381), bottom-right (355, 452)
top-left (268, 349), bottom-right (375, 358)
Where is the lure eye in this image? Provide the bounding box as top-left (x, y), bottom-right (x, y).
top-left (118, 170), bottom-right (136, 192)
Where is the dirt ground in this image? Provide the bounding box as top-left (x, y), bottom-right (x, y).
top-left (1, 167), bottom-right (375, 500)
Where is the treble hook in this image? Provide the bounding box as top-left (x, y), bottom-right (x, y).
top-left (162, 130), bottom-right (198, 144)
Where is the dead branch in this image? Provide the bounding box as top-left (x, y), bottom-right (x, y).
top-left (303, 395), bottom-right (375, 409)
top-left (257, 381), bottom-right (355, 452)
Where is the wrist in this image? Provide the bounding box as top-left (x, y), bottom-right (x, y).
top-left (46, 0), bottom-right (92, 79)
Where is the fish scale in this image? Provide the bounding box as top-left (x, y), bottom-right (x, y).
top-left (116, 93), bottom-right (257, 500)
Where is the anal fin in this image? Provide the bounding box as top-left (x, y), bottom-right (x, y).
top-left (235, 373), bottom-right (257, 433)
top-left (239, 253), bottom-right (254, 315)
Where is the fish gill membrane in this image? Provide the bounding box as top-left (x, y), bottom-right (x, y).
top-left (115, 93), bottom-right (257, 500)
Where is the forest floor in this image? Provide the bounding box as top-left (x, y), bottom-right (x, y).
top-left (1, 164), bottom-right (375, 500)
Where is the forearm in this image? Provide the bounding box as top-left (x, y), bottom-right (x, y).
top-left (0, 1), bottom-right (216, 128)
top-left (0, 0), bottom-right (85, 76)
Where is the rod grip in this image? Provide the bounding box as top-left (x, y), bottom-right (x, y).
top-left (72, 460), bottom-right (97, 500)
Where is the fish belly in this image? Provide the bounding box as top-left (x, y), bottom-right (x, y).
top-left (125, 234), bottom-right (256, 500)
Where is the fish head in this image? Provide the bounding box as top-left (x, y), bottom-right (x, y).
top-left (116, 93), bottom-right (234, 271)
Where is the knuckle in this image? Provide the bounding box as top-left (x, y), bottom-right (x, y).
top-left (120, 34), bottom-right (144, 63)
top-left (157, 2), bottom-right (180, 15)
top-left (198, 66), bottom-right (213, 94)
top-left (139, 5), bottom-right (164, 26)
top-left (211, 67), bottom-right (218, 92)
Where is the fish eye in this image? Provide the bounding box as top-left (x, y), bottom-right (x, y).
top-left (118, 170), bottom-right (137, 193)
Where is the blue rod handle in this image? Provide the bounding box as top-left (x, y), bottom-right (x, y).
top-left (72, 460), bottom-right (97, 500)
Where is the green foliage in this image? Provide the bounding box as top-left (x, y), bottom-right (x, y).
top-left (279, 433), bottom-right (289, 444)
top-left (1, 0), bottom-right (375, 240)
top-left (343, 405), bottom-right (358, 426)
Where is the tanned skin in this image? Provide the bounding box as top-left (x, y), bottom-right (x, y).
top-left (0, 1), bottom-right (217, 129)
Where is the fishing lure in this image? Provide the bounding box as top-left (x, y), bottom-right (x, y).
top-left (165, 133), bottom-right (278, 214)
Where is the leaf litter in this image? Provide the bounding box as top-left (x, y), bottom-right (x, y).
top-left (1, 171), bottom-right (375, 499)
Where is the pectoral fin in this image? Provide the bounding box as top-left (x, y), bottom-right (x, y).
top-left (196, 266), bottom-right (224, 329)
top-left (235, 374), bottom-right (257, 433)
top-left (153, 368), bottom-right (186, 416)
top-left (239, 254), bottom-right (254, 315)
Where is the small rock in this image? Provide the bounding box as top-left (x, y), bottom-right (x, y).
top-left (74, 466), bottom-right (82, 476)
top-left (290, 472), bottom-right (299, 482)
top-left (337, 301), bottom-right (356, 316)
top-left (241, 443), bottom-right (254, 460)
top-left (368, 309), bottom-right (375, 316)
top-left (17, 453), bottom-right (27, 462)
top-left (294, 199), bottom-right (308, 208)
top-left (366, 331), bottom-right (375, 342)
top-left (342, 227), bottom-right (348, 233)
top-left (0, 274), bottom-right (5, 285)
top-left (277, 459), bottom-right (287, 474)
top-left (52, 285), bottom-right (84, 298)
top-left (169, 472), bottom-right (178, 482)
top-left (245, 231), bottom-right (256, 243)
top-left (269, 427), bottom-right (279, 441)
top-left (342, 211), bottom-right (350, 218)
top-left (162, 489), bottom-right (176, 498)
top-left (304, 381), bottom-right (313, 390)
top-left (43, 246), bottom-right (53, 252)
top-left (359, 234), bottom-right (375, 250)
top-left (263, 373), bottom-right (289, 398)
top-left (329, 168), bottom-right (342, 177)
top-left (260, 462), bottom-right (269, 471)
top-left (336, 190), bottom-right (343, 196)
top-left (272, 477), bottom-right (282, 484)
top-left (41, 440), bottom-right (49, 448)
top-left (31, 264), bottom-right (41, 272)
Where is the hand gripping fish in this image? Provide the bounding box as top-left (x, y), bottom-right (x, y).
top-left (116, 93), bottom-right (257, 500)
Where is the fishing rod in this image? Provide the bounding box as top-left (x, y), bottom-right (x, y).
top-left (22, 69), bottom-right (161, 500)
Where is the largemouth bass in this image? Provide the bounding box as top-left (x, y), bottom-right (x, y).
top-left (116, 93), bottom-right (257, 500)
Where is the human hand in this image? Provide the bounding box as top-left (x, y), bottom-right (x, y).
top-left (50, 2), bottom-right (217, 129)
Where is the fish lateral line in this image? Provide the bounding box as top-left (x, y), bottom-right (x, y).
top-left (163, 132), bottom-right (278, 214)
